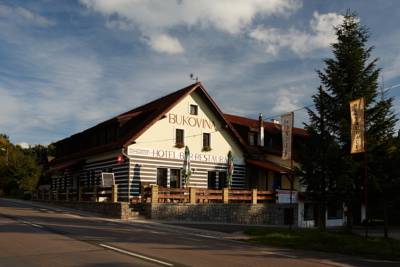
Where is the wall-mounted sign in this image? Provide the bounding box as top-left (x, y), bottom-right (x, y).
top-left (128, 147), bottom-right (229, 164)
top-left (168, 113), bottom-right (215, 129)
top-left (276, 190), bottom-right (298, 204)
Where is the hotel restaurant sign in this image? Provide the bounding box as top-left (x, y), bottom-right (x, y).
top-left (128, 147), bottom-right (228, 164)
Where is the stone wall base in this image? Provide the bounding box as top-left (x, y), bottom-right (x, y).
top-left (36, 200), bottom-right (132, 220)
top-left (142, 203), bottom-right (298, 225)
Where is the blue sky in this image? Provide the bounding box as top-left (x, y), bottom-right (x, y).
top-left (0, 0), bottom-right (399, 145)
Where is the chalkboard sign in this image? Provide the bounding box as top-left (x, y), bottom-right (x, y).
top-left (101, 173), bottom-right (115, 187)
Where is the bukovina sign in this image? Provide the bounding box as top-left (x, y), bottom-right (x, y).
top-left (168, 113), bottom-right (215, 129)
top-left (128, 147), bottom-right (229, 164)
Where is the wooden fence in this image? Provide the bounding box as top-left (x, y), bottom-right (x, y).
top-left (33, 185), bottom-right (118, 203)
top-left (138, 185), bottom-right (275, 204)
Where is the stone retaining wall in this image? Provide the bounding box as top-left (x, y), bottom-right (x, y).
top-left (37, 201), bottom-right (132, 220)
top-left (142, 203), bottom-right (297, 225)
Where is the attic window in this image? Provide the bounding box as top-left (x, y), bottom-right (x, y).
top-left (248, 132), bottom-right (256, 146)
top-left (190, 104), bottom-right (198, 115)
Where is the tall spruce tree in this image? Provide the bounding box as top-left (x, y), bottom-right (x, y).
top-left (317, 12), bottom-right (397, 230)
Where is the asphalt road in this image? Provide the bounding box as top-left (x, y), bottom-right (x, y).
top-left (0, 198), bottom-right (398, 267)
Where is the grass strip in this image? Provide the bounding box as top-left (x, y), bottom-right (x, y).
top-left (244, 227), bottom-right (400, 261)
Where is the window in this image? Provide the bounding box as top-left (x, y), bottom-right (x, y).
top-left (157, 168), bottom-right (168, 187)
top-left (327, 202), bottom-right (343, 219)
top-left (303, 203), bottom-right (314, 221)
top-left (203, 133), bottom-right (211, 150)
top-left (218, 171), bottom-right (227, 189)
top-left (248, 132), bottom-right (256, 146)
top-left (272, 173), bottom-right (281, 190)
top-left (208, 171), bottom-right (217, 189)
top-left (190, 104), bottom-right (198, 115)
top-left (175, 129), bottom-right (184, 147)
top-left (170, 169), bottom-right (181, 188)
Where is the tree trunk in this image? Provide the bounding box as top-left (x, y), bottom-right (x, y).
top-left (346, 203), bottom-right (353, 232)
top-left (383, 198), bottom-right (389, 238)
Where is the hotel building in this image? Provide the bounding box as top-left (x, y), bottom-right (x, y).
top-left (50, 82), bottom-right (344, 227)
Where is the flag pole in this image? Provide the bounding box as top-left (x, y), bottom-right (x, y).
top-left (364, 128), bottom-right (368, 238)
top-left (290, 112), bottom-right (294, 230)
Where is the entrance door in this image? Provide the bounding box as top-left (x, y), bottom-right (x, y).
top-left (208, 171), bottom-right (217, 189)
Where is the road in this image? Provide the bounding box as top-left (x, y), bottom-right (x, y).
top-left (0, 198), bottom-right (398, 267)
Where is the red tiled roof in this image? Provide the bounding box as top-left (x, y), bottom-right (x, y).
top-left (223, 113), bottom-right (307, 137)
top-left (51, 82), bottom-right (245, 168)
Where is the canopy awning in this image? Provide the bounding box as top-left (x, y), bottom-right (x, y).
top-left (246, 159), bottom-right (290, 174)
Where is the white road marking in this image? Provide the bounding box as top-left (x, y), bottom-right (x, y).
top-left (99, 243), bottom-right (174, 266)
top-left (66, 214), bottom-right (81, 218)
top-left (193, 234), bottom-right (218, 239)
top-left (30, 223), bottom-right (43, 228)
top-left (261, 251), bottom-right (298, 259)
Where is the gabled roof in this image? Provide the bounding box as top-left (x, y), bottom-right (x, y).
top-left (223, 113), bottom-right (307, 137)
top-left (51, 82), bottom-right (245, 167)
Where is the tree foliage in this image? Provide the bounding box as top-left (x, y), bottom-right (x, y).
top-left (298, 11), bottom-right (398, 230)
top-left (0, 135), bottom-right (42, 196)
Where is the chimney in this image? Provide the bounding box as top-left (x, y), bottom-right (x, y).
top-left (258, 113), bottom-right (264, 147)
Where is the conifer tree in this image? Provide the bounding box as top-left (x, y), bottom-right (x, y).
top-left (316, 12), bottom-right (397, 230)
top-left (298, 12), bottom-right (398, 231)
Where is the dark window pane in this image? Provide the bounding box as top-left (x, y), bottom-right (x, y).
top-left (304, 203), bottom-right (314, 220)
top-left (248, 132), bottom-right (256, 146)
top-left (218, 172), bottom-right (227, 189)
top-left (170, 169), bottom-right (181, 188)
top-left (272, 173), bottom-right (281, 190)
top-left (203, 133), bottom-right (210, 148)
top-left (190, 104), bottom-right (198, 115)
top-left (327, 202), bottom-right (343, 219)
top-left (208, 171), bottom-right (217, 189)
top-left (176, 129), bottom-right (184, 146)
top-left (157, 168), bottom-right (168, 187)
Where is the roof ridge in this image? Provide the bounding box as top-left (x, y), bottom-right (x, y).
top-left (117, 82), bottom-right (199, 118)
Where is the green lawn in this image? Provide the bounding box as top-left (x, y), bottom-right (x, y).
top-left (244, 227), bottom-right (400, 261)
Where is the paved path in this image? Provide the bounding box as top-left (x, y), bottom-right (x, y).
top-left (0, 198), bottom-right (398, 267)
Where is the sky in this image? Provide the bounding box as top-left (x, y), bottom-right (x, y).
top-left (0, 0), bottom-right (399, 145)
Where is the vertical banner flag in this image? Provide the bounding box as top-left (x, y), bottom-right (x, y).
top-left (350, 97), bottom-right (365, 154)
top-left (227, 151), bottom-right (234, 188)
top-left (182, 146), bottom-right (191, 187)
top-left (281, 112), bottom-right (294, 160)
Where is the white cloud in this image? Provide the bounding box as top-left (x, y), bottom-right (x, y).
top-left (383, 54), bottom-right (400, 81)
top-left (270, 87), bottom-right (304, 114)
top-left (18, 142), bottom-right (30, 149)
top-left (0, 4), bottom-right (55, 27)
top-left (80, 0), bottom-right (301, 53)
top-left (250, 11), bottom-right (343, 56)
top-left (147, 34), bottom-right (184, 54)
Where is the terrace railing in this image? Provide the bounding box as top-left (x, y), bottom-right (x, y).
top-left (139, 185), bottom-right (275, 204)
top-left (33, 184), bottom-right (118, 203)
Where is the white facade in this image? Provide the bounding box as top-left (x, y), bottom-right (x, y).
top-left (126, 91), bottom-right (246, 197)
